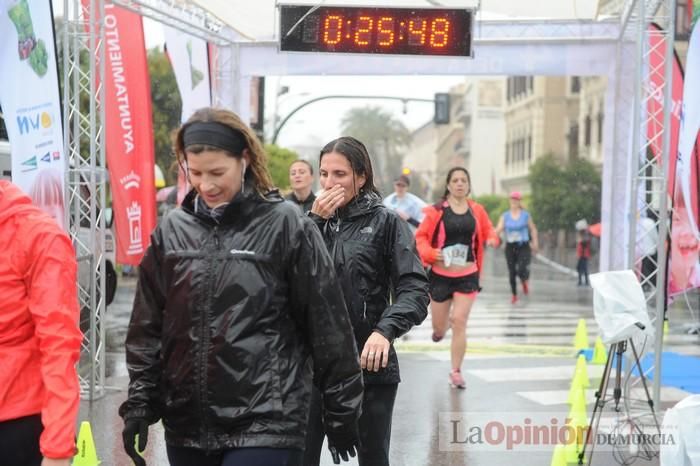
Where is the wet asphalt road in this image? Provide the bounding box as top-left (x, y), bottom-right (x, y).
top-left (82, 252), bottom-right (698, 465)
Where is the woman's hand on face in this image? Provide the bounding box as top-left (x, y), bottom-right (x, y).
top-left (311, 184), bottom-right (345, 219)
top-left (360, 332), bottom-right (391, 372)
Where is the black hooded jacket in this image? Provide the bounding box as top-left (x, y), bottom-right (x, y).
top-left (119, 185), bottom-right (363, 450)
top-left (310, 192), bottom-right (429, 384)
top-left (285, 191), bottom-right (316, 214)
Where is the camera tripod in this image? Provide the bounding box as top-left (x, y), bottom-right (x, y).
top-left (577, 339), bottom-right (661, 465)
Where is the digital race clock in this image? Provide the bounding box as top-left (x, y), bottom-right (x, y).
top-left (279, 5), bottom-right (474, 57)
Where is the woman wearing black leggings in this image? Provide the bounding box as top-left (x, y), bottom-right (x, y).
top-left (495, 191), bottom-right (539, 304)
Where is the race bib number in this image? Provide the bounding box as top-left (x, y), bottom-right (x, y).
top-left (443, 244), bottom-right (470, 267)
top-left (507, 231), bottom-right (523, 243)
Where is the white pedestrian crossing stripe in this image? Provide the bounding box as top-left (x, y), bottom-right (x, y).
top-left (466, 365), bottom-right (607, 382)
top-left (516, 386), bottom-right (690, 406)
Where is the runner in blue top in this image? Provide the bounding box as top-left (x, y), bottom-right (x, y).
top-left (494, 191), bottom-right (539, 304)
top-left (382, 174), bottom-right (427, 230)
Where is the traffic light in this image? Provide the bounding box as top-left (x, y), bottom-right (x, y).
top-left (434, 93), bottom-right (450, 124)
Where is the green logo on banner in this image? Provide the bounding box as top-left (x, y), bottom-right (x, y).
top-left (21, 155), bottom-right (37, 171)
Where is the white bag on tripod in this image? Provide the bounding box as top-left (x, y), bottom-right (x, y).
top-left (660, 395), bottom-right (700, 466)
top-left (590, 271), bottom-right (654, 345)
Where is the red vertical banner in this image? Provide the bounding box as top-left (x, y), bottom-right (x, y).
top-left (646, 23), bottom-right (684, 195)
top-left (84, 2), bottom-right (157, 264)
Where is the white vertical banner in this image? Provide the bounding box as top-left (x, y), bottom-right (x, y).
top-left (668, 20), bottom-right (700, 296)
top-left (0, 0), bottom-right (65, 228)
top-left (163, 26), bottom-right (211, 203)
top-left (164, 26), bottom-right (211, 121)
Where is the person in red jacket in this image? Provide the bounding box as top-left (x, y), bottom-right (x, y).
top-left (415, 167), bottom-right (498, 389)
top-left (576, 229), bottom-right (592, 286)
top-left (0, 180), bottom-right (82, 466)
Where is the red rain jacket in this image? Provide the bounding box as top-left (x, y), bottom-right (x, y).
top-left (415, 199), bottom-right (499, 272)
top-left (0, 180), bottom-right (82, 459)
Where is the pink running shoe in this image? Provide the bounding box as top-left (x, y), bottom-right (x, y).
top-left (449, 369), bottom-right (466, 389)
top-left (522, 280), bottom-right (529, 295)
top-left (511, 295), bottom-right (518, 304)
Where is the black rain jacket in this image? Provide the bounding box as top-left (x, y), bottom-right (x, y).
top-left (119, 185), bottom-right (363, 450)
top-left (310, 192), bottom-right (429, 384)
top-left (285, 191), bottom-right (316, 214)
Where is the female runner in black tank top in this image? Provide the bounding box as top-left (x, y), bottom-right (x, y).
top-left (415, 167), bottom-right (498, 389)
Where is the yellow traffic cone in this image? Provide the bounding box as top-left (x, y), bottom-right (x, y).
top-left (564, 436), bottom-right (580, 464)
top-left (569, 387), bottom-right (588, 425)
top-left (574, 319), bottom-right (589, 351)
top-left (568, 410), bottom-right (588, 441)
top-left (567, 371), bottom-right (585, 404)
top-left (73, 421), bottom-right (100, 466)
top-left (550, 443), bottom-right (567, 466)
top-left (565, 416), bottom-right (588, 464)
top-left (575, 354), bottom-right (591, 388)
top-left (592, 337), bottom-right (607, 365)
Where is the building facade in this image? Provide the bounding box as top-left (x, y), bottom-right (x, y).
top-left (577, 76), bottom-right (607, 166)
top-left (406, 78), bottom-right (506, 201)
top-left (500, 76), bottom-right (581, 195)
top-left (459, 78), bottom-right (506, 197)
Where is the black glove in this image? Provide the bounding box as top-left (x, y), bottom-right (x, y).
top-left (327, 429), bottom-right (359, 464)
top-left (122, 418), bottom-right (149, 466)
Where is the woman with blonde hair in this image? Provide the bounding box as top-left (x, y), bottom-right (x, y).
top-left (119, 108), bottom-right (363, 466)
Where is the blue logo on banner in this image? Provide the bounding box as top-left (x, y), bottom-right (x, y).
top-left (17, 111), bottom-right (53, 135)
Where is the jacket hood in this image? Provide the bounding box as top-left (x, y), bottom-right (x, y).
top-left (335, 191), bottom-right (382, 221)
top-left (181, 180), bottom-right (283, 225)
top-left (0, 180), bottom-right (38, 224)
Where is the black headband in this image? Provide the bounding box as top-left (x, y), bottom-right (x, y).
top-left (183, 121), bottom-right (247, 155)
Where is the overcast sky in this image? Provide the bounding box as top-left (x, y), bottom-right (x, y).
top-left (265, 75), bottom-right (464, 150)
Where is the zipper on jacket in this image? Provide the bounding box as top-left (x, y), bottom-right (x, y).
top-left (199, 226), bottom-right (219, 451)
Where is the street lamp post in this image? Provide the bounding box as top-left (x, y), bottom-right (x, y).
top-left (267, 84), bottom-right (309, 142)
top-left (271, 95), bottom-right (434, 145)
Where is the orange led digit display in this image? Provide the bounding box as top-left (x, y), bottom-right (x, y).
top-left (280, 5), bottom-right (473, 57)
top-left (377, 17), bottom-right (395, 46)
top-left (354, 16), bottom-right (373, 45)
top-left (408, 19), bottom-right (427, 46)
top-left (430, 18), bottom-right (449, 47)
top-left (323, 15), bottom-right (343, 45)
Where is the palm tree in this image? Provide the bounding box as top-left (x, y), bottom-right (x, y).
top-left (340, 106), bottom-right (411, 193)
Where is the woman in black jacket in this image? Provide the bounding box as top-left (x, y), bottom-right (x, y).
top-left (119, 108), bottom-right (363, 466)
top-left (305, 137), bottom-right (430, 466)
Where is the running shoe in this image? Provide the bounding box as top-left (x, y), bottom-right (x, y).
top-left (511, 295), bottom-right (518, 304)
top-left (449, 369), bottom-right (466, 389)
top-left (432, 332), bottom-right (444, 342)
top-left (522, 281), bottom-right (529, 295)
